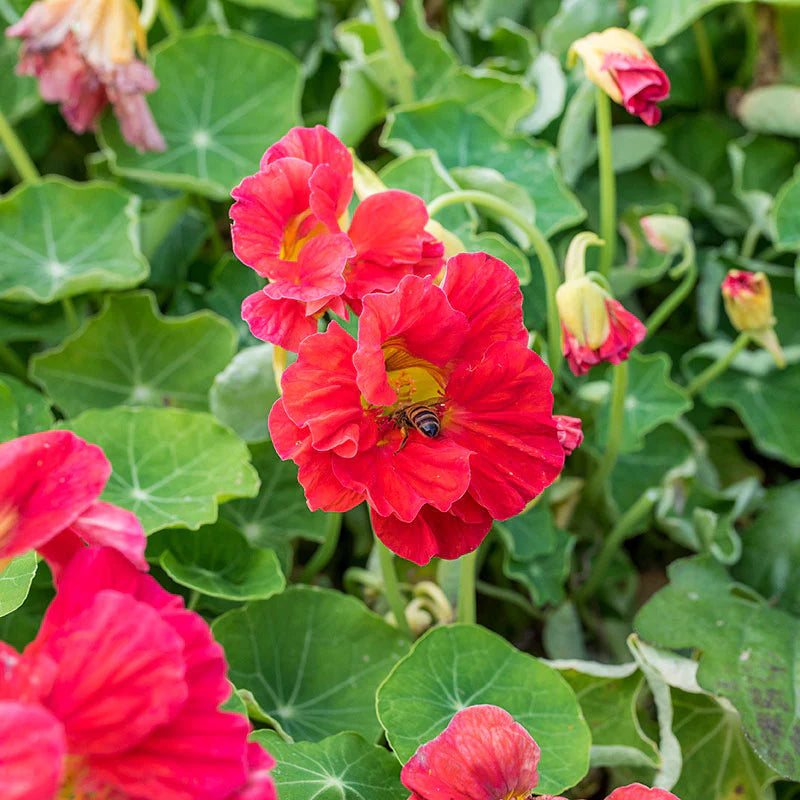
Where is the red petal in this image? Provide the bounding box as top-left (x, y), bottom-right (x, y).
top-left (241, 290), bottom-right (318, 352)
top-left (354, 275), bottom-right (469, 406)
top-left (441, 252), bottom-right (528, 363)
top-left (225, 742), bottom-right (278, 800)
top-left (446, 341), bottom-right (563, 520)
top-left (230, 158), bottom-right (313, 278)
top-left (68, 501), bottom-right (146, 570)
top-left (0, 430), bottom-right (110, 562)
top-left (371, 494), bottom-right (492, 565)
top-left (598, 299), bottom-right (646, 365)
top-left (0, 701), bottom-right (66, 800)
top-left (401, 705), bottom-right (540, 800)
top-left (602, 53), bottom-right (669, 127)
top-left (606, 785), bottom-right (680, 800)
top-left (554, 415), bottom-right (584, 455)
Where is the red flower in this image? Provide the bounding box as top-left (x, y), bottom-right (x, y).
top-left (231, 125), bottom-right (444, 351)
top-left (0, 547), bottom-right (276, 800)
top-left (269, 252), bottom-right (564, 565)
top-left (606, 785), bottom-right (679, 800)
top-left (400, 705), bottom-right (541, 800)
top-left (554, 415), bottom-right (583, 455)
top-left (7, 0), bottom-right (165, 152)
top-left (0, 431), bottom-right (146, 578)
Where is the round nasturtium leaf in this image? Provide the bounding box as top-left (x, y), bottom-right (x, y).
top-left (63, 407), bottom-right (259, 534)
top-left (0, 177), bottom-right (148, 303)
top-left (0, 552), bottom-right (38, 618)
top-left (376, 624), bottom-right (591, 796)
top-left (31, 291), bottom-right (237, 415)
top-left (253, 730), bottom-right (406, 800)
top-left (212, 585), bottom-right (411, 743)
top-left (100, 30), bottom-right (303, 199)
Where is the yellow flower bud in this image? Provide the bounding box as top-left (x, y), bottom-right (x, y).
top-left (721, 270), bottom-right (774, 332)
top-left (556, 276), bottom-right (610, 349)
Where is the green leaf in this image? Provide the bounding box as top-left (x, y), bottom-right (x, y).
top-left (557, 78), bottom-right (596, 187)
top-left (213, 585), bottom-right (410, 741)
top-left (156, 519), bottom-right (284, 600)
top-left (595, 352), bottom-right (692, 454)
top-left (376, 624), bottom-right (590, 795)
top-left (0, 552), bottom-right (37, 618)
top-left (31, 291), bottom-right (237, 415)
top-left (63, 407), bottom-right (258, 534)
top-left (226, 0), bottom-right (316, 18)
top-left (609, 126), bottom-right (666, 173)
top-left (542, 0), bottom-right (624, 55)
top-left (733, 482), bottom-right (800, 615)
top-left (635, 556), bottom-right (800, 780)
top-left (0, 178), bottom-right (147, 303)
top-left (0, 37), bottom-right (39, 122)
top-left (100, 30), bottom-right (303, 200)
top-left (0, 382), bottom-right (16, 442)
top-left (0, 374), bottom-right (52, 442)
top-left (383, 101), bottom-right (585, 238)
top-left (736, 85), bottom-right (800, 138)
top-left (771, 167), bottom-right (800, 252)
top-left (253, 731), bottom-right (405, 800)
top-left (328, 61), bottom-right (387, 147)
top-left (205, 254), bottom-right (264, 348)
top-left (209, 344), bottom-right (279, 442)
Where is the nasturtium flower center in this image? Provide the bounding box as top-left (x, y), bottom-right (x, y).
top-left (383, 343), bottom-right (446, 411)
top-left (0, 502), bottom-right (19, 550)
top-left (59, 755), bottom-right (120, 800)
top-left (280, 210), bottom-right (327, 263)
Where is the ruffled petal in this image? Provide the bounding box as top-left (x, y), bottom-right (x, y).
top-left (606, 785), bottom-right (679, 800)
top-left (602, 53), bottom-right (669, 126)
top-left (225, 742), bottom-right (278, 800)
top-left (241, 289), bottom-right (318, 352)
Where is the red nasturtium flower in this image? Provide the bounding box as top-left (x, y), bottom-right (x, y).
top-left (0, 547), bottom-right (276, 800)
top-left (269, 252), bottom-right (565, 565)
top-left (568, 28), bottom-right (670, 126)
top-left (7, 0), bottom-right (165, 152)
top-left (606, 786), bottom-right (680, 800)
top-left (0, 430), bottom-right (146, 577)
top-left (230, 125), bottom-right (444, 351)
top-left (400, 705), bottom-right (541, 800)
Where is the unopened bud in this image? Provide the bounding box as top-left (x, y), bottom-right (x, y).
top-left (640, 214), bottom-right (692, 254)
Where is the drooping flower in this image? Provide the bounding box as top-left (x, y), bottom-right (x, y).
top-left (568, 28), bottom-right (670, 126)
top-left (0, 430), bottom-right (146, 577)
top-left (0, 547), bottom-right (276, 800)
top-left (400, 705), bottom-right (541, 800)
top-left (231, 125), bottom-right (444, 351)
top-left (7, 0), bottom-right (165, 152)
top-left (556, 233), bottom-right (646, 376)
top-left (269, 251), bottom-right (564, 565)
top-left (554, 415), bottom-right (583, 455)
top-left (721, 269), bottom-right (785, 368)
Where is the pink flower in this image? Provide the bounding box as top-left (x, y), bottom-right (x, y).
top-left (400, 705), bottom-right (541, 800)
top-left (269, 252), bottom-right (564, 565)
top-left (606, 785), bottom-right (680, 800)
top-left (0, 430), bottom-right (145, 578)
top-left (554, 415), bottom-right (583, 455)
top-left (7, 0), bottom-right (165, 152)
top-left (0, 547), bottom-right (276, 800)
top-left (231, 125), bottom-right (444, 351)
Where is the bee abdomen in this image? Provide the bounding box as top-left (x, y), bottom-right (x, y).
top-left (409, 406), bottom-right (441, 438)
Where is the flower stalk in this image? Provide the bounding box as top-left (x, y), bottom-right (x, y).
top-left (426, 189), bottom-right (563, 381)
top-left (376, 536), bottom-right (412, 637)
top-left (365, 0), bottom-right (414, 105)
top-left (158, 0), bottom-right (182, 36)
top-left (686, 332), bottom-right (750, 396)
top-left (457, 549), bottom-right (478, 624)
top-left (596, 88), bottom-right (616, 276)
top-left (645, 250), bottom-right (697, 338)
top-left (587, 360), bottom-right (628, 502)
top-left (0, 107), bottom-right (39, 183)
top-left (692, 17), bottom-right (718, 101)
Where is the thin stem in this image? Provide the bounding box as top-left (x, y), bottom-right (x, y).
top-left (157, 0), bottom-right (181, 36)
top-left (456, 550), bottom-right (478, 624)
top-left (427, 190), bottom-right (563, 381)
top-left (595, 89), bottom-right (616, 277)
top-left (645, 256), bottom-right (697, 339)
top-left (587, 361), bottom-right (628, 502)
top-left (375, 537), bottom-right (412, 637)
top-left (476, 580), bottom-right (543, 619)
top-left (0, 107), bottom-right (38, 183)
top-left (139, 0), bottom-right (158, 29)
top-left (0, 342), bottom-right (29, 382)
top-left (686, 333), bottom-right (750, 396)
top-left (740, 224), bottom-right (760, 260)
top-left (365, 0), bottom-right (414, 105)
top-left (692, 17), bottom-right (719, 102)
top-left (300, 513), bottom-right (342, 582)
top-left (61, 297), bottom-right (79, 333)
top-left (578, 491), bottom-right (657, 601)
top-left (196, 196), bottom-right (225, 260)
top-left (187, 589), bottom-right (201, 610)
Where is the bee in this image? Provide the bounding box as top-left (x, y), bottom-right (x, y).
top-left (392, 400), bottom-right (443, 453)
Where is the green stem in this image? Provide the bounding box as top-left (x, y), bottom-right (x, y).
top-left (61, 297), bottom-right (79, 333)
top-left (456, 550), bottom-right (478, 624)
top-left (476, 580), bottom-right (542, 619)
top-left (427, 190), bottom-right (563, 381)
top-left (365, 0), bottom-right (414, 105)
top-left (196, 196), bottom-right (226, 260)
top-left (0, 342), bottom-right (29, 382)
top-left (300, 514), bottom-right (342, 582)
top-left (0, 107), bottom-right (38, 183)
top-left (187, 589), bottom-right (201, 610)
top-left (686, 333), bottom-right (750, 396)
top-left (645, 257), bottom-right (697, 339)
top-left (578, 490), bottom-right (657, 601)
top-left (692, 17), bottom-right (719, 102)
top-left (587, 361), bottom-right (628, 502)
top-left (157, 0), bottom-right (181, 36)
top-left (740, 223), bottom-right (760, 260)
top-left (595, 88), bottom-right (616, 277)
top-left (139, 0), bottom-right (158, 29)
top-left (375, 537), bottom-right (412, 637)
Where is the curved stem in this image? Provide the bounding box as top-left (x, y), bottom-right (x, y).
top-left (157, 0), bottom-right (181, 36)
top-left (692, 17), bottom-right (719, 102)
top-left (476, 580), bottom-right (543, 619)
top-left (300, 513), bottom-right (342, 582)
top-left (0, 342), bottom-right (29, 383)
top-left (0, 107), bottom-right (38, 183)
top-left (587, 360), bottom-right (628, 502)
top-left (645, 257), bottom-right (697, 339)
top-left (740, 223), bottom-right (760, 260)
top-left (578, 490), bottom-right (657, 601)
top-left (139, 0), bottom-right (158, 29)
top-left (595, 89), bottom-right (616, 277)
top-left (686, 333), bottom-right (750, 396)
top-left (456, 550), bottom-right (478, 624)
top-left (375, 537), bottom-right (412, 637)
top-left (61, 297), bottom-right (79, 333)
top-left (427, 190), bottom-right (563, 381)
top-left (365, 0), bottom-right (414, 105)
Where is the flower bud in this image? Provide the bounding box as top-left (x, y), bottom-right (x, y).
top-left (556, 276), bottom-right (611, 349)
top-left (721, 270), bottom-right (774, 332)
top-left (640, 214), bottom-right (692, 254)
top-left (568, 28), bottom-right (670, 126)
top-left (554, 415), bottom-right (583, 455)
